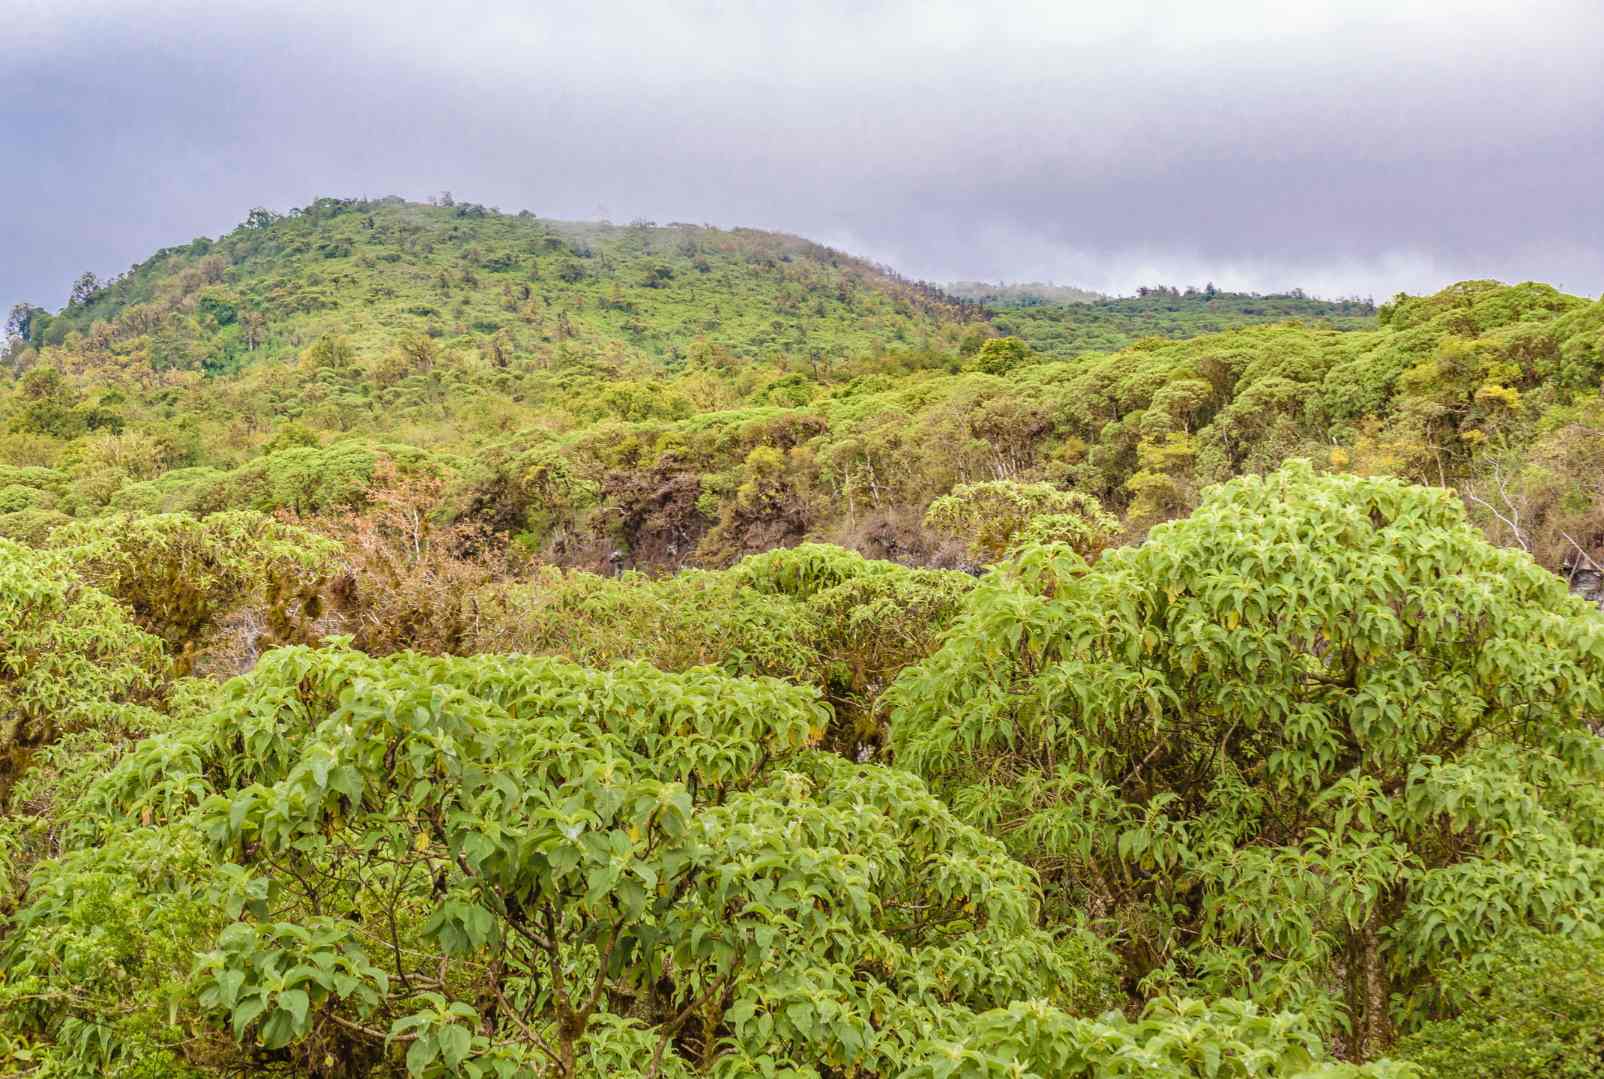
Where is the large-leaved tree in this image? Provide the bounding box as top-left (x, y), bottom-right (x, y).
top-left (890, 462), bottom-right (1604, 1057)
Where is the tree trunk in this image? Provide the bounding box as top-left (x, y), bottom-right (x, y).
top-left (1346, 912), bottom-right (1393, 1060)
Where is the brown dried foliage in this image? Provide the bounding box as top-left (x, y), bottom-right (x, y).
top-left (286, 460), bottom-right (517, 655)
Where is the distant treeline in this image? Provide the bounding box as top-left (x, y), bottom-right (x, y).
top-left (982, 284), bottom-right (1378, 357)
top-left (944, 280), bottom-right (1106, 305)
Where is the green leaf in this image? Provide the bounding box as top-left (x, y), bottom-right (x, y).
top-left (438, 1023), bottom-right (472, 1068)
top-left (407, 1033), bottom-right (440, 1075)
top-left (231, 994), bottom-right (268, 1040)
top-left (279, 988), bottom-right (310, 1030)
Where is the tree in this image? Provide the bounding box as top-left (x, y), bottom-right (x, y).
top-left (241, 308), bottom-right (268, 349)
top-left (68, 271), bottom-right (102, 307)
top-left (971, 336), bottom-right (1032, 375)
top-left (5, 302), bottom-right (45, 343)
top-left (923, 480), bottom-right (1118, 563)
top-left (9, 366), bottom-right (89, 438)
top-left (302, 334), bottom-right (357, 371)
top-left (891, 462), bottom-right (1604, 1057)
top-left (398, 332), bottom-right (441, 374)
top-left (7, 644), bottom-right (1108, 1076)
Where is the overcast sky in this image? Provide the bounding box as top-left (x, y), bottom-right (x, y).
top-left (5, 0), bottom-right (1603, 314)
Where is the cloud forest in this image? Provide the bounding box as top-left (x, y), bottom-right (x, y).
top-left (1, 196), bottom-right (1602, 1078)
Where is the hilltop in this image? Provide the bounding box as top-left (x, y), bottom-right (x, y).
top-left (9, 196), bottom-right (978, 379)
top-left (9, 198), bottom-right (1382, 389)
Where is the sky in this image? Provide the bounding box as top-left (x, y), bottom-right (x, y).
top-left (4, 0), bottom-right (1603, 315)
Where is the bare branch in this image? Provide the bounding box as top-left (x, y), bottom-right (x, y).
top-left (1464, 489), bottom-right (1530, 552)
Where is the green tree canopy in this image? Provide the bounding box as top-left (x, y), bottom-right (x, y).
top-left (0, 538), bottom-right (167, 793)
top-left (3, 644), bottom-right (1113, 1076)
top-left (890, 462), bottom-right (1604, 1055)
top-left (971, 337), bottom-right (1033, 376)
top-left (924, 481), bottom-right (1118, 564)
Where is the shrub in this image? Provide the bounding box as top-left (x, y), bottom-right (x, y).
top-left (194, 442), bottom-right (448, 516)
top-left (903, 996), bottom-right (1411, 1078)
top-left (3, 644), bottom-right (1115, 1075)
top-left (473, 566), bottom-right (818, 680)
top-left (50, 511), bottom-right (339, 668)
top-left (0, 484), bottom-right (44, 513)
top-left (0, 539), bottom-right (166, 791)
top-left (1393, 930), bottom-right (1604, 1078)
top-left (924, 480), bottom-right (1118, 563)
top-left (297, 463), bottom-right (510, 655)
top-left (0, 507), bottom-right (71, 544)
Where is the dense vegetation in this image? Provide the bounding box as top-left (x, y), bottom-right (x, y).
top-left (1, 198), bottom-right (1602, 1076)
top-left (960, 284), bottom-right (1378, 359)
top-left (944, 282), bottom-right (1106, 306)
top-left (9, 196), bottom-right (972, 382)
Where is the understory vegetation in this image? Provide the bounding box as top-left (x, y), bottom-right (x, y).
top-left (1, 197), bottom-right (1602, 1077)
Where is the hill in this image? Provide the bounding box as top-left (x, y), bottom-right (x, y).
top-left (9, 196), bottom-right (978, 379)
top-left (0, 209), bottom-right (1592, 579)
top-left (0, 226), bottom-right (1598, 581)
top-left (7, 199), bottom-right (1377, 392)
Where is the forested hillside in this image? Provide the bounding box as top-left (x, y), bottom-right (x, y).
top-left (7, 196), bottom-right (975, 380)
top-left (945, 281), bottom-right (1106, 305)
top-left (2, 199), bottom-right (1603, 1077)
top-left (978, 285), bottom-right (1379, 358)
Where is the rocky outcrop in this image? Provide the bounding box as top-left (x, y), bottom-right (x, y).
top-left (1562, 551), bottom-right (1604, 611)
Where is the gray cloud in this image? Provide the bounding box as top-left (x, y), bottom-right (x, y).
top-left (5, 0), bottom-right (1602, 313)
